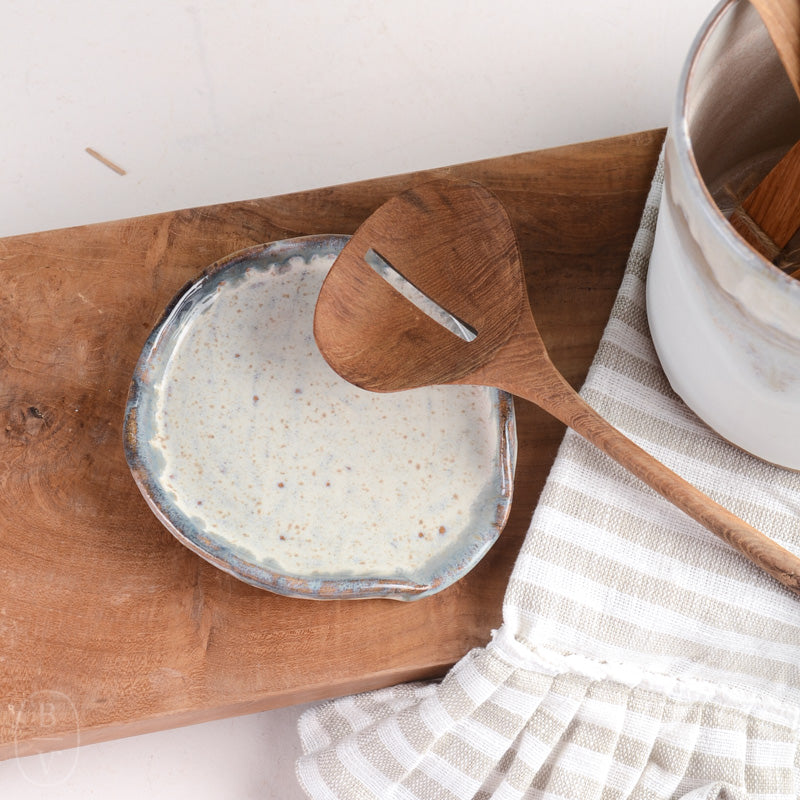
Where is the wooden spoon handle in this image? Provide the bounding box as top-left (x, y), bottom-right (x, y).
top-left (730, 138), bottom-right (800, 253)
top-left (477, 315), bottom-right (800, 595)
top-left (547, 385), bottom-right (800, 594)
top-left (749, 0), bottom-right (800, 101)
top-left (729, 0), bottom-right (800, 259)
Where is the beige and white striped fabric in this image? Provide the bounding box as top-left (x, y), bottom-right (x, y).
top-left (296, 153), bottom-right (800, 799)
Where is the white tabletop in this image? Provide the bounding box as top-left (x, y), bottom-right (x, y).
top-left (1, 1), bottom-right (712, 797)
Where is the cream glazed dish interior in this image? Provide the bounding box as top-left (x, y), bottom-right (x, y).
top-left (124, 235), bottom-right (517, 600)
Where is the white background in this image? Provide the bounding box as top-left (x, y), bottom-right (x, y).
top-left (2, 0), bottom-right (713, 797)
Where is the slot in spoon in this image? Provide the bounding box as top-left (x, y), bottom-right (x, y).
top-left (314, 179), bottom-right (800, 596)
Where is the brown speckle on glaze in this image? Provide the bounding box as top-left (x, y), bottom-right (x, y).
top-left (151, 253), bottom-right (501, 577)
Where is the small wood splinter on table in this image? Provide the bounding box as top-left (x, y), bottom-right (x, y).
top-left (85, 147), bottom-right (127, 176)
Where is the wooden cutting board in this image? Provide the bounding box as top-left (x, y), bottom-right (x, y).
top-left (0, 129), bottom-right (665, 759)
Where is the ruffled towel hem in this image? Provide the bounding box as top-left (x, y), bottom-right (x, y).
top-left (297, 629), bottom-right (800, 800)
top-left (487, 628), bottom-right (800, 730)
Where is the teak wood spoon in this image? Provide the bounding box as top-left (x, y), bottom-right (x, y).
top-left (730, 0), bottom-right (800, 266)
top-left (314, 179), bottom-right (800, 596)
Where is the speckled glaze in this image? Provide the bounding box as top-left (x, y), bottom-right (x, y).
top-left (124, 235), bottom-right (516, 600)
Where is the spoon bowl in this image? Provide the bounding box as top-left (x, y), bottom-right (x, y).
top-left (315, 179), bottom-right (525, 391)
top-left (315, 179), bottom-right (800, 596)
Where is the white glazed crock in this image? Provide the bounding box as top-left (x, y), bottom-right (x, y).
top-left (647, 0), bottom-right (800, 469)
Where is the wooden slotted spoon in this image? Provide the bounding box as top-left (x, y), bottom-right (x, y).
top-left (314, 179), bottom-right (800, 596)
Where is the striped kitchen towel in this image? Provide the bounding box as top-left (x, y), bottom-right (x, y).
top-left (296, 152), bottom-right (800, 799)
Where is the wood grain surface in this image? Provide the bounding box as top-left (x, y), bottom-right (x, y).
top-left (0, 129), bottom-right (665, 759)
top-left (730, 139), bottom-right (800, 257)
top-left (749, 0), bottom-right (800, 101)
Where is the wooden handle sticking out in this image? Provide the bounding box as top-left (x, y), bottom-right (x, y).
top-left (730, 0), bottom-right (800, 263)
top-left (730, 139), bottom-right (800, 257)
top-left (750, 0), bottom-right (800, 99)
